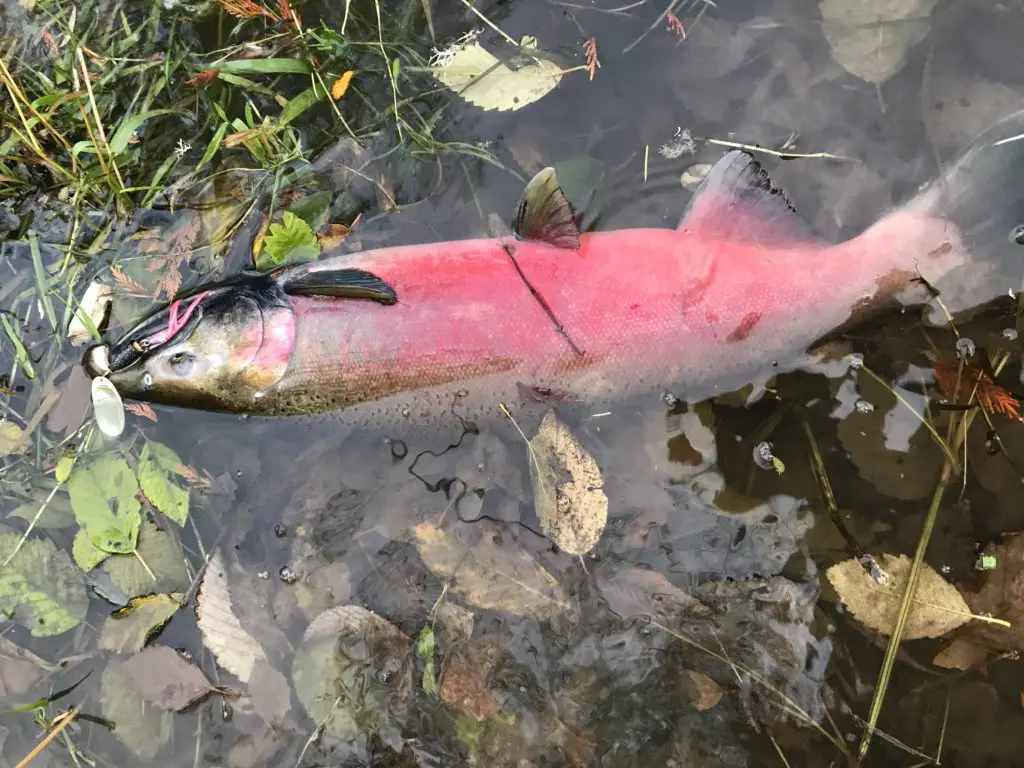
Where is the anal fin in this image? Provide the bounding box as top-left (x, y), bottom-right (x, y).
top-left (513, 167), bottom-right (581, 249)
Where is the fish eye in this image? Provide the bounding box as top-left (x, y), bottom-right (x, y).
top-left (168, 351), bottom-right (195, 376)
top-left (1011, 224), bottom-right (1024, 245)
top-left (142, 372), bottom-right (153, 390)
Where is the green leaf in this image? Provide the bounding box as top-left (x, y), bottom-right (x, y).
top-left (0, 533), bottom-right (89, 637)
top-left (418, 626), bottom-right (437, 694)
top-left (278, 85), bottom-right (326, 126)
top-left (99, 593), bottom-right (183, 653)
top-left (108, 109), bottom-right (180, 155)
top-left (0, 314), bottom-right (34, 379)
top-left (67, 453), bottom-right (141, 554)
top-left (218, 58), bottom-right (312, 75)
top-left (102, 521), bottom-right (189, 598)
top-left (55, 454), bottom-right (77, 483)
top-left (197, 122), bottom-right (228, 172)
top-left (8, 495), bottom-right (76, 530)
top-left (73, 528), bottom-right (109, 571)
top-left (138, 441), bottom-right (190, 526)
top-left (286, 191), bottom-right (331, 233)
top-left (257, 211), bottom-right (320, 270)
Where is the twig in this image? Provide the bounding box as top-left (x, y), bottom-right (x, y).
top-left (15, 707), bottom-right (78, 768)
top-left (703, 137), bottom-right (853, 161)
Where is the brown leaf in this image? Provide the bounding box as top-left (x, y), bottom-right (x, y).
top-left (686, 670), bottom-right (723, 711)
top-left (439, 639), bottom-right (503, 721)
top-left (827, 554), bottom-right (971, 640)
top-left (196, 549), bottom-right (267, 683)
top-left (110, 266), bottom-right (146, 294)
top-left (957, 534), bottom-right (1024, 655)
top-left (124, 402), bottom-right (158, 422)
top-left (933, 638), bottom-right (988, 670)
top-left (248, 659), bottom-right (292, 728)
top-left (318, 222), bottom-right (352, 251)
top-left (121, 646), bottom-right (215, 710)
top-left (187, 69), bottom-right (220, 87)
top-left (528, 409), bottom-right (607, 556)
top-left (413, 523), bottom-right (568, 617)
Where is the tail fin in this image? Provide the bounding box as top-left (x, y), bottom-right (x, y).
top-left (904, 108), bottom-right (1024, 318)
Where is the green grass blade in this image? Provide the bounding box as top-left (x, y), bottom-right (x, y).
top-left (28, 231), bottom-right (57, 333)
top-left (217, 58), bottom-right (312, 75)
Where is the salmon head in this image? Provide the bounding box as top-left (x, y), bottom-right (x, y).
top-left (83, 275), bottom-right (298, 411)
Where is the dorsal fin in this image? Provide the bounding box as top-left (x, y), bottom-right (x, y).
top-left (513, 167), bottom-right (581, 249)
top-left (277, 266), bottom-right (398, 304)
top-left (679, 150), bottom-right (824, 246)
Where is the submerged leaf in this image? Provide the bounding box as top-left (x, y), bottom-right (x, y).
top-left (292, 605), bottom-right (412, 740)
top-left (819, 0), bottom-right (938, 84)
top-left (196, 549), bottom-right (266, 683)
top-left (67, 453), bottom-right (141, 554)
top-left (101, 521), bottom-right (189, 598)
top-left (101, 657), bottom-right (172, 759)
top-left (528, 409), bottom-right (607, 556)
top-left (122, 646), bottom-right (215, 710)
top-left (100, 593), bottom-right (183, 653)
top-left (686, 670), bottom-right (723, 711)
top-left (827, 554), bottom-right (971, 639)
top-left (933, 638), bottom-right (988, 671)
top-left (73, 528), bottom-right (109, 571)
top-left (138, 441), bottom-right (190, 526)
top-left (0, 534), bottom-right (88, 637)
top-left (430, 41), bottom-right (563, 112)
top-left (0, 422), bottom-right (24, 457)
top-left (248, 659), bottom-right (292, 728)
top-left (413, 523), bottom-right (568, 617)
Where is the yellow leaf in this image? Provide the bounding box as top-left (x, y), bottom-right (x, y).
top-left (252, 214), bottom-right (270, 260)
top-left (331, 70), bottom-right (354, 101)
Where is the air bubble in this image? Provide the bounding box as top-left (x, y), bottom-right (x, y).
top-left (848, 353), bottom-right (864, 370)
top-left (1003, 328), bottom-right (1019, 341)
top-left (955, 337), bottom-right (976, 358)
top-left (854, 399), bottom-right (874, 414)
top-left (279, 565), bottom-right (297, 584)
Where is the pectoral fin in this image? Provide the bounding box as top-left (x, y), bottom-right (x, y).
top-left (278, 266), bottom-right (398, 304)
top-left (513, 167), bottom-right (581, 249)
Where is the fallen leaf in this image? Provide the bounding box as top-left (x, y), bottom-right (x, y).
top-left (440, 639), bottom-right (503, 721)
top-left (318, 222), bottom-right (351, 251)
top-left (45, 365), bottom-right (92, 438)
top-left (819, 0), bottom-right (938, 84)
top-left (73, 528), bottom-right (109, 571)
top-left (0, 533), bottom-right (88, 637)
top-left (435, 601), bottom-right (475, 647)
top-left (595, 562), bottom-right (712, 623)
top-left (101, 521), bottom-right (189, 598)
top-left (0, 422), bottom-right (25, 457)
top-left (933, 638), bottom-right (988, 670)
top-left (686, 670), bottom-right (723, 711)
top-left (121, 646), bottom-right (215, 710)
top-left (138, 441), bottom-right (190, 526)
top-left (0, 655), bottom-right (42, 699)
top-left (67, 453), bottom-right (141, 554)
top-left (528, 409), bottom-right (608, 556)
top-left (197, 549), bottom-right (267, 683)
top-left (101, 656), bottom-right (172, 759)
top-left (248, 659), bottom-right (292, 728)
top-left (7, 493), bottom-right (76, 530)
top-left (67, 279), bottom-right (112, 346)
top-left (430, 40), bottom-right (563, 113)
top-left (99, 593), bottom-right (183, 653)
top-left (413, 523), bottom-right (568, 618)
top-left (292, 605), bottom-right (412, 740)
top-left (956, 535), bottom-right (1024, 655)
top-left (331, 70), bottom-right (354, 100)
top-left (827, 554), bottom-right (971, 639)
